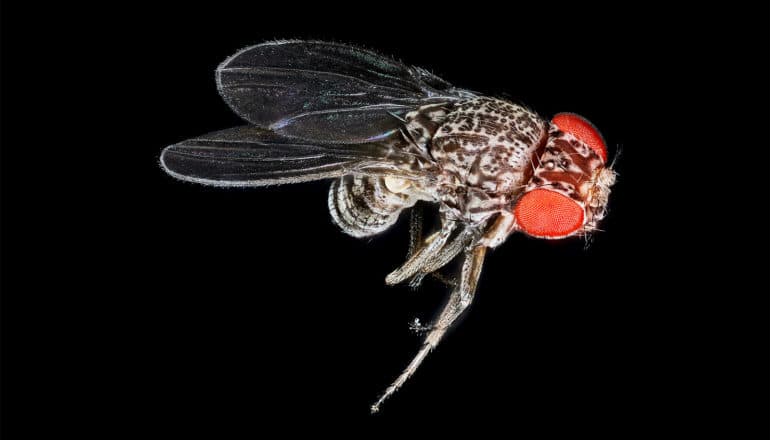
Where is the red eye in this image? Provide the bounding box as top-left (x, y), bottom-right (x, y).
top-left (514, 189), bottom-right (584, 239)
top-left (552, 113), bottom-right (607, 162)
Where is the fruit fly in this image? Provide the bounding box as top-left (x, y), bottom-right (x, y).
top-left (160, 40), bottom-right (617, 413)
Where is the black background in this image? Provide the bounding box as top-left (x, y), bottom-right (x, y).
top-left (2, 1), bottom-right (768, 436)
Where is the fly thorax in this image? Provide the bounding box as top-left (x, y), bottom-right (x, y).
top-left (429, 97), bottom-right (547, 221)
top-left (402, 103), bottom-right (449, 152)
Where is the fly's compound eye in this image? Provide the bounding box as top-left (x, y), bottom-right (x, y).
top-left (514, 189), bottom-right (585, 239)
top-left (551, 113), bottom-right (607, 163)
top-left (513, 113), bottom-right (610, 239)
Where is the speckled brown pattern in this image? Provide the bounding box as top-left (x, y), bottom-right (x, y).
top-left (431, 97), bottom-right (547, 223)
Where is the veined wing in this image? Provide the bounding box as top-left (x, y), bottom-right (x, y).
top-left (160, 126), bottom-right (428, 187)
top-left (216, 40), bottom-right (476, 144)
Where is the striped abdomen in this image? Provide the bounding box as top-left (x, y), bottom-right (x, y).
top-left (328, 176), bottom-right (420, 237)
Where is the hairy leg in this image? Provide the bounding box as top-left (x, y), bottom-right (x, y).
top-left (371, 245), bottom-right (488, 413)
top-left (409, 225), bottom-right (477, 289)
top-left (402, 208), bottom-right (475, 290)
top-left (407, 204), bottom-right (424, 258)
top-left (385, 221), bottom-right (457, 285)
top-left (420, 225), bottom-right (478, 274)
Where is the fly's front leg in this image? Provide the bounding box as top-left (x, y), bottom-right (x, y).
top-left (410, 225), bottom-right (478, 290)
top-left (403, 209), bottom-right (471, 290)
top-left (386, 221), bottom-right (457, 285)
top-left (371, 244), bottom-right (488, 413)
top-left (420, 226), bottom-right (478, 275)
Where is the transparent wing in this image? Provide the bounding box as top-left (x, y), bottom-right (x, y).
top-left (216, 40), bottom-right (476, 144)
top-left (160, 126), bottom-right (423, 187)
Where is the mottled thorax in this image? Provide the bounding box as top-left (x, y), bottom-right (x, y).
top-left (430, 97), bottom-right (547, 223)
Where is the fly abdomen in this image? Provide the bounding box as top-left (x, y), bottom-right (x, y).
top-left (328, 176), bottom-right (417, 237)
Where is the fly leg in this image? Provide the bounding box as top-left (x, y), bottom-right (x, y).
top-left (386, 220), bottom-right (457, 286)
top-left (420, 226), bottom-right (478, 275)
top-left (371, 245), bottom-right (487, 413)
top-left (407, 204), bottom-right (424, 258)
top-left (405, 206), bottom-right (429, 289)
top-left (410, 225), bottom-right (478, 289)
top-left (399, 209), bottom-right (469, 289)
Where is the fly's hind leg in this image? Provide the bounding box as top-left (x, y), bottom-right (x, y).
top-left (407, 204), bottom-right (424, 258)
top-left (371, 245), bottom-right (488, 413)
top-left (405, 205), bottom-right (428, 289)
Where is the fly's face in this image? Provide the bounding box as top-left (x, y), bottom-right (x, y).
top-left (513, 113), bottom-right (616, 239)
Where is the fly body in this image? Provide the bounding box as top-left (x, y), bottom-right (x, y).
top-left (160, 40), bottom-right (617, 412)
